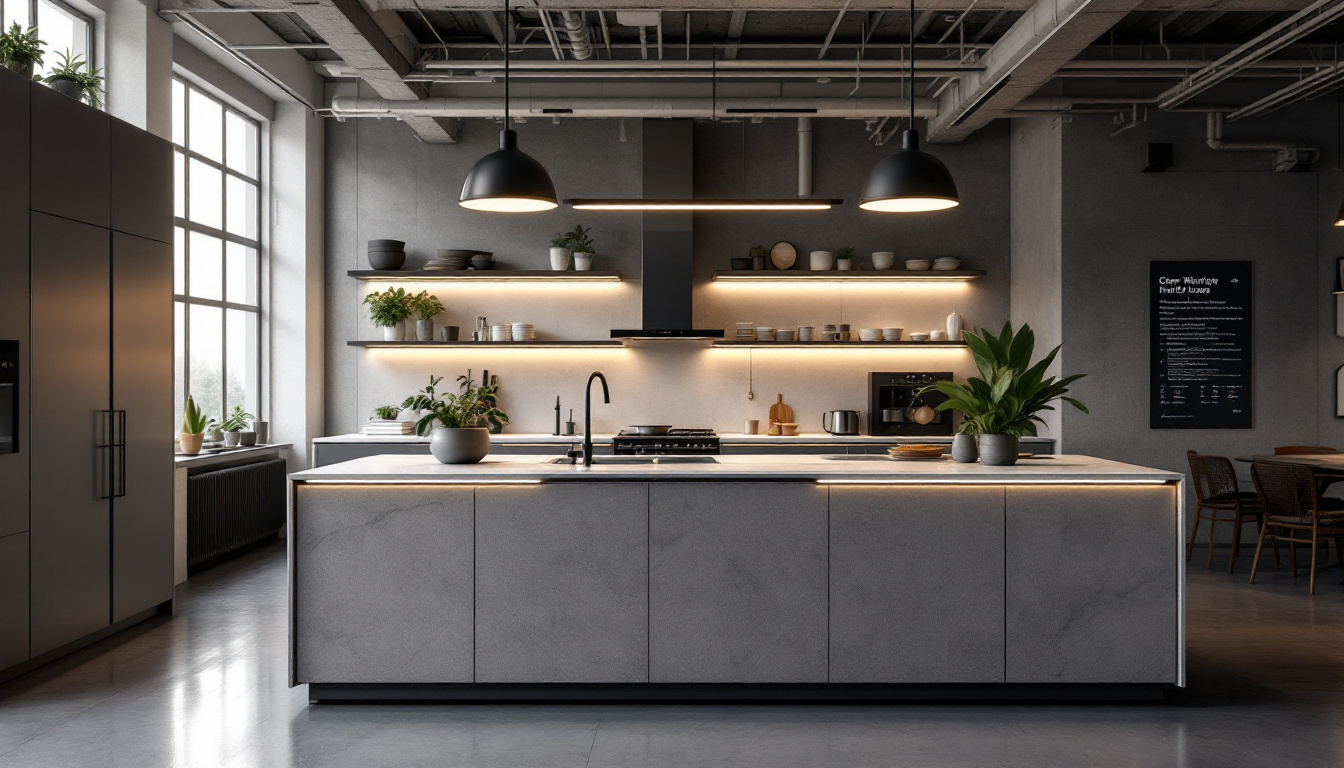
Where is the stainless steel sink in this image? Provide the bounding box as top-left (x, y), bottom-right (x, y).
top-left (548, 455), bottom-right (719, 465)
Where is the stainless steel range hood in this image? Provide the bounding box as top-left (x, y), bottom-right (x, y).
top-left (610, 119), bottom-right (724, 340)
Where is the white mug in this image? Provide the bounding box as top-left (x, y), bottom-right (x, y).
top-left (744, 419), bottom-right (760, 435)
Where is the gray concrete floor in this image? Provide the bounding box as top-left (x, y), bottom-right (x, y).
top-left (0, 542), bottom-right (1341, 768)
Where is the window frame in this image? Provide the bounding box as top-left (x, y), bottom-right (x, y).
top-left (173, 76), bottom-right (266, 426)
top-left (5, 0), bottom-right (94, 72)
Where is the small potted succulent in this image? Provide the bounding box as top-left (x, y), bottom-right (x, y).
top-left (372, 404), bottom-right (400, 420)
top-left (835, 246), bottom-right (856, 271)
top-left (410, 291), bottom-right (444, 341)
top-left (179, 395), bottom-right (209, 455)
top-left (363, 287), bottom-right (414, 341)
top-left (0, 23), bottom-right (43, 79)
top-left (567, 225), bottom-right (596, 271)
top-left (749, 244), bottom-right (769, 270)
top-left (549, 232), bottom-right (572, 271)
top-left (404, 374), bottom-right (509, 464)
top-left (43, 50), bottom-right (103, 106)
top-left (219, 405), bottom-right (256, 448)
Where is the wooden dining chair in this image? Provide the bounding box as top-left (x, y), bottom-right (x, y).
top-left (1273, 446), bottom-right (1340, 455)
top-left (1186, 450), bottom-right (1268, 572)
top-left (1249, 461), bottom-right (1344, 595)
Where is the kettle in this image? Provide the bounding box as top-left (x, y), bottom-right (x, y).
top-left (823, 410), bottom-right (861, 436)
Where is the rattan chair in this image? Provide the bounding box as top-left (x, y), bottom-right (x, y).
top-left (1249, 461), bottom-right (1344, 595)
top-left (1187, 450), bottom-right (1268, 572)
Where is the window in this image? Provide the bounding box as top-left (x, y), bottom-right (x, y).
top-left (172, 78), bottom-right (264, 430)
top-left (1, 0), bottom-right (93, 80)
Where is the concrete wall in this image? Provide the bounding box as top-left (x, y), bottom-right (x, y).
top-left (324, 114), bottom-right (1010, 436)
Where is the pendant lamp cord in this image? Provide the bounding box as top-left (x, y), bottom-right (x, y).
top-left (909, 0), bottom-right (915, 130)
top-left (503, 0), bottom-right (510, 127)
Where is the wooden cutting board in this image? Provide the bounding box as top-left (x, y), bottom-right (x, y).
top-left (770, 241), bottom-right (797, 270)
top-left (768, 394), bottom-right (794, 427)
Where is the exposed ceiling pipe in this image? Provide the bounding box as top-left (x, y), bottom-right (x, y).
top-left (329, 95), bottom-right (939, 119)
top-left (1228, 61), bottom-right (1344, 122)
top-left (536, 8), bottom-right (565, 60)
top-left (817, 0), bottom-right (852, 59)
top-left (1204, 112), bottom-right (1318, 171)
top-left (559, 11), bottom-right (594, 60)
top-left (798, 117), bottom-right (813, 197)
top-left (422, 58), bottom-right (977, 72)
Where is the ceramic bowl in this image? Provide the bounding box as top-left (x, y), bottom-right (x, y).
top-left (731, 258), bottom-right (752, 270)
top-left (905, 259), bottom-right (932, 271)
top-left (909, 332), bottom-right (931, 342)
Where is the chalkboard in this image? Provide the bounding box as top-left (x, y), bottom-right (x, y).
top-left (1150, 261), bottom-right (1252, 429)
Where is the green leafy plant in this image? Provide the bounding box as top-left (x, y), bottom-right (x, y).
top-left (43, 50), bottom-right (104, 106)
top-left (834, 246), bottom-right (857, 262)
top-left (372, 404), bottom-right (400, 420)
top-left (0, 23), bottom-right (43, 77)
top-left (363, 287), bottom-right (414, 327)
top-left (749, 245), bottom-right (768, 259)
top-left (219, 405), bottom-right (255, 433)
top-left (922, 322), bottom-right (1087, 437)
top-left (180, 395), bottom-right (209, 435)
top-left (410, 290), bottom-right (444, 321)
top-left (402, 374), bottom-right (509, 434)
top-left (565, 225), bottom-right (595, 254)
top-left (550, 232), bottom-right (573, 249)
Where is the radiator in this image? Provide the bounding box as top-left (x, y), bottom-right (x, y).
top-left (187, 458), bottom-right (287, 571)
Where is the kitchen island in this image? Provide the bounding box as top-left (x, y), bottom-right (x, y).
top-left (288, 454), bottom-right (1184, 701)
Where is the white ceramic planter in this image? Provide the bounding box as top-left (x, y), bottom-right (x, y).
top-left (549, 247), bottom-right (572, 271)
top-left (416, 319), bottom-right (435, 341)
top-left (430, 427), bottom-right (491, 464)
top-left (223, 431), bottom-right (242, 448)
top-left (573, 252), bottom-right (593, 272)
top-left (381, 320), bottom-right (406, 341)
top-left (836, 258), bottom-right (853, 271)
top-left (809, 251), bottom-right (835, 271)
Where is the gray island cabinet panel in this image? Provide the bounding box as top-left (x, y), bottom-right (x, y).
top-left (475, 483), bottom-right (649, 683)
top-left (294, 485), bottom-right (474, 683)
top-left (828, 486), bottom-right (1006, 683)
top-left (1005, 485), bottom-right (1179, 684)
top-left (649, 483), bottom-right (828, 683)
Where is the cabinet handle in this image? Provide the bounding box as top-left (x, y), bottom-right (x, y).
top-left (95, 410), bottom-right (113, 500)
top-left (113, 410), bottom-right (126, 498)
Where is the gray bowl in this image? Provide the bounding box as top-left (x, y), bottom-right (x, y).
top-left (369, 250), bottom-right (406, 270)
top-left (369, 239), bottom-right (405, 251)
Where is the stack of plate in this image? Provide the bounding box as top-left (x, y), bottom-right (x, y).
top-left (755, 326), bottom-right (774, 341)
top-left (471, 253), bottom-right (496, 270)
top-left (362, 419), bottom-right (413, 436)
top-left (511, 323), bottom-right (535, 341)
top-left (905, 259), bottom-right (932, 271)
top-left (859, 328), bottom-right (883, 342)
top-left (888, 444), bottom-right (947, 461)
top-left (735, 322), bottom-right (754, 340)
top-left (775, 329), bottom-right (796, 342)
top-left (491, 324), bottom-right (512, 342)
top-left (425, 249), bottom-right (473, 271)
top-left (932, 256), bottom-right (962, 271)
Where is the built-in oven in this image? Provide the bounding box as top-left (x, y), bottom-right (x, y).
top-left (868, 372), bottom-right (955, 437)
top-left (0, 340), bottom-right (17, 454)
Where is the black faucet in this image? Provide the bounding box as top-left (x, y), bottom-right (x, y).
top-left (567, 370), bottom-right (609, 466)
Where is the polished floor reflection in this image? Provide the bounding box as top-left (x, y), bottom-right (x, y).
top-left (0, 541), bottom-right (1341, 767)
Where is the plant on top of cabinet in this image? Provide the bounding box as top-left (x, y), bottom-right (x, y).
top-left (43, 50), bottom-right (103, 106)
top-left (549, 232), bottom-right (573, 272)
top-left (402, 374), bottom-right (509, 464)
top-left (409, 291), bottom-right (445, 341)
top-left (0, 23), bottom-right (43, 79)
top-left (566, 225), bottom-right (596, 272)
top-left (364, 287), bottom-right (414, 341)
top-left (219, 405), bottom-right (257, 448)
top-left (923, 322), bottom-right (1087, 467)
top-left (834, 246), bottom-right (856, 271)
top-left (179, 395), bottom-right (210, 455)
top-left (372, 404), bottom-right (400, 421)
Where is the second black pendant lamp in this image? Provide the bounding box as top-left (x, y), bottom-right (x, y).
top-left (459, 0), bottom-right (558, 212)
top-left (859, 0), bottom-right (959, 212)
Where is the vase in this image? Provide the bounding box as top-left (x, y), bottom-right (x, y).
top-left (250, 420), bottom-right (269, 444)
top-left (946, 310), bottom-right (964, 341)
top-left (429, 427), bottom-right (491, 464)
top-left (549, 247), bottom-right (572, 271)
top-left (951, 433), bottom-right (978, 463)
top-left (836, 258), bottom-right (853, 272)
top-left (573, 252), bottom-right (593, 271)
top-left (416, 319), bottom-right (435, 341)
top-left (809, 251), bottom-right (834, 271)
top-left (381, 320), bottom-right (405, 341)
top-left (179, 433), bottom-right (204, 455)
top-left (978, 434), bottom-right (1020, 466)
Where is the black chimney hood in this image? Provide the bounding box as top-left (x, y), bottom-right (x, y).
top-left (611, 119), bottom-right (724, 340)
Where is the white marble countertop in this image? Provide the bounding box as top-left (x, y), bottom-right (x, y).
top-left (313, 432), bottom-right (1055, 445)
top-left (290, 453), bottom-right (1180, 484)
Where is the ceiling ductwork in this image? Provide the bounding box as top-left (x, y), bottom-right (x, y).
top-left (1204, 112), bottom-right (1317, 172)
top-left (329, 96), bottom-right (939, 120)
top-left (559, 11), bottom-right (595, 60)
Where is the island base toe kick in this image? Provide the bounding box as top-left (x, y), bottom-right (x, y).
top-left (289, 477), bottom-right (1184, 700)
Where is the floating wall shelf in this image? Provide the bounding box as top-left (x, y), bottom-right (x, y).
top-left (348, 270), bottom-right (622, 282)
top-left (712, 340), bottom-right (969, 349)
top-left (349, 340), bottom-right (625, 349)
top-left (712, 270), bottom-right (985, 282)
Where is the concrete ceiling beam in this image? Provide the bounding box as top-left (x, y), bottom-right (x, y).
top-left (925, 0), bottom-right (1146, 143)
top-left (360, 0), bottom-right (1315, 11)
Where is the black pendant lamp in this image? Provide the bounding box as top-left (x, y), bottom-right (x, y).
top-left (859, 0), bottom-right (959, 212)
top-left (459, 0), bottom-right (557, 212)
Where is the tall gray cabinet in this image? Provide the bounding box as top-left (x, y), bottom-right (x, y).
top-left (0, 68), bottom-right (175, 678)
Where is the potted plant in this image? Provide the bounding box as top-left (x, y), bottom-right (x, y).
top-left (923, 322), bottom-right (1087, 466)
top-left (205, 417), bottom-right (223, 443)
top-left (42, 50), bottom-right (103, 106)
top-left (0, 23), bottom-right (43, 79)
top-left (372, 404), bottom-right (400, 421)
top-left (835, 246), bottom-right (856, 271)
top-left (219, 405), bottom-right (256, 448)
top-left (403, 374), bottom-right (509, 464)
top-left (179, 395), bottom-right (209, 455)
top-left (410, 290), bottom-right (444, 341)
top-left (549, 233), bottom-right (572, 271)
top-left (363, 287), bottom-right (414, 341)
top-left (567, 225), bottom-right (596, 271)
top-left (749, 244), bottom-right (769, 270)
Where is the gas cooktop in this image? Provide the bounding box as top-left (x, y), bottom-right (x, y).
top-left (612, 428), bottom-right (720, 455)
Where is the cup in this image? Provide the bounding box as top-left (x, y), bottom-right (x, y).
top-left (930, 330), bottom-right (948, 341)
top-left (797, 326), bottom-right (815, 342)
top-left (744, 419), bottom-right (759, 435)
top-left (441, 326), bottom-right (460, 341)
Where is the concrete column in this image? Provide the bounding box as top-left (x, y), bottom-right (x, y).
top-left (105, 0), bottom-right (173, 138)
